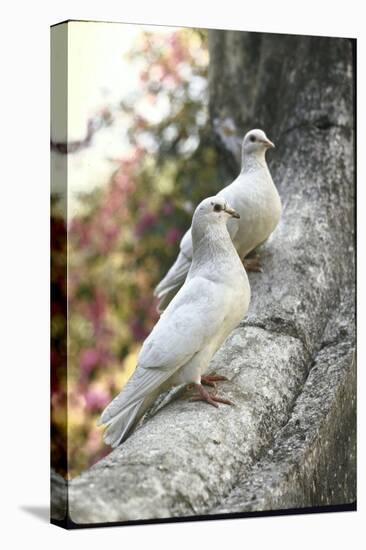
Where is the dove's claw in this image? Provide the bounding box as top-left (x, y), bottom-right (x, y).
top-left (190, 395), bottom-right (219, 407)
top-left (201, 373), bottom-right (228, 384)
top-left (243, 256), bottom-right (263, 272)
top-left (211, 396), bottom-right (235, 406)
top-left (190, 383), bottom-right (234, 408)
top-left (200, 378), bottom-right (217, 388)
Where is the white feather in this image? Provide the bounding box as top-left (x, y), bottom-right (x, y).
top-left (154, 129), bottom-right (281, 312)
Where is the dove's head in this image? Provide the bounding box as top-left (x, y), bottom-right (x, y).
top-left (191, 197), bottom-right (239, 251)
top-left (242, 129), bottom-right (275, 156)
top-left (193, 196), bottom-right (240, 228)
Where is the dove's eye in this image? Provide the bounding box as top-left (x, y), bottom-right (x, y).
top-left (249, 135), bottom-right (256, 142)
top-left (213, 204), bottom-right (222, 212)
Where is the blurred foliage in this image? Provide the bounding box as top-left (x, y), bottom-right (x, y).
top-left (51, 28), bottom-right (227, 478)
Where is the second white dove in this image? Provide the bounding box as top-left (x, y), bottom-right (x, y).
top-left (155, 129), bottom-right (281, 312)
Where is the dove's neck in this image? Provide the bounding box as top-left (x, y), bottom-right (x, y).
top-left (241, 151), bottom-right (267, 174)
top-left (190, 222), bottom-right (238, 275)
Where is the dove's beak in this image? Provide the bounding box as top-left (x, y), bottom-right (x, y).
top-left (224, 205), bottom-right (240, 219)
top-left (261, 138), bottom-right (275, 149)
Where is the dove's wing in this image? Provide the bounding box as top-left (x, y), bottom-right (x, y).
top-left (101, 276), bottom-right (229, 427)
top-left (154, 251), bottom-right (191, 311)
top-left (142, 275), bottom-right (229, 371)
top-left (179, 228), bottom-right (193, 260)
top-left (154, 228), bottom-right (193, 311)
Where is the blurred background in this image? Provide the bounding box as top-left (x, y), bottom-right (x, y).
top-left (51, 22), bottom-right (223, 478)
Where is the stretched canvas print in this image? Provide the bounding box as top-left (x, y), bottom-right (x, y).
top-left (50, 20), bottom-right (356, 528)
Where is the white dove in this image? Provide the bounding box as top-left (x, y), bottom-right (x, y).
top-left (155, 129), bottom-right (281, 313)
top-left (99, 196), bottom-right (250, 447)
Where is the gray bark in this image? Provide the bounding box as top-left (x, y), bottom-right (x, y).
top-left (54, 32), bottom-right (355, 524)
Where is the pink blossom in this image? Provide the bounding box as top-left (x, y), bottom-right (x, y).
top-left (140, 70), bottom-right (149, 83)
top-left (68, 391), bottom-right (86, 409)
top-left (79, 348), bottom-right (100, 373)
top-left (162, 201), bottom-right (174, 216)
top-left (134, 114), bottom-right (148, 130)
top-left (85, 429), bottom-right (103, 456)
top-left (70, 219), bottom-right (91, 247)
top-left (150, 64), bottom-right (165, 82)
top-left (113, 170), bottom-right (134, 193)
top-left (85, 289), bottom-right (107, 334)
top-left (168, 33), bottom-right (178, 47)
top-left (84, 388), bottom-right (110, 412)
top-left (104, 224), bottom-right (119, 241)
top-left (166, 227), bottom-right (182, 246)
top-left (168, 33), bottom-right (185, 64)
top-left (129, 318), bottom-right (149, 341)
top-left (135, 211), bottom-right (157, 238)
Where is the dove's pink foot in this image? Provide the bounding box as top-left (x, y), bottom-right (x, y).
top-left (190, 383), bottom-right (234, 407)
top-left (201, 373), bottom-right (228, 387)
top-left (243, 256), bottom-right (263, 272)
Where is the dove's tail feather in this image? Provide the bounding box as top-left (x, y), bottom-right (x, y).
top-left (103, 392), bottom-right (158, 447)
top-left (156, 288), bottom-right (182, 314)
top-left (99, 368), bottom-right (173, 447)
top-left (154, 251), bottom-right (191, 313)
top-left (103, 399), bottom-right (145, 447)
